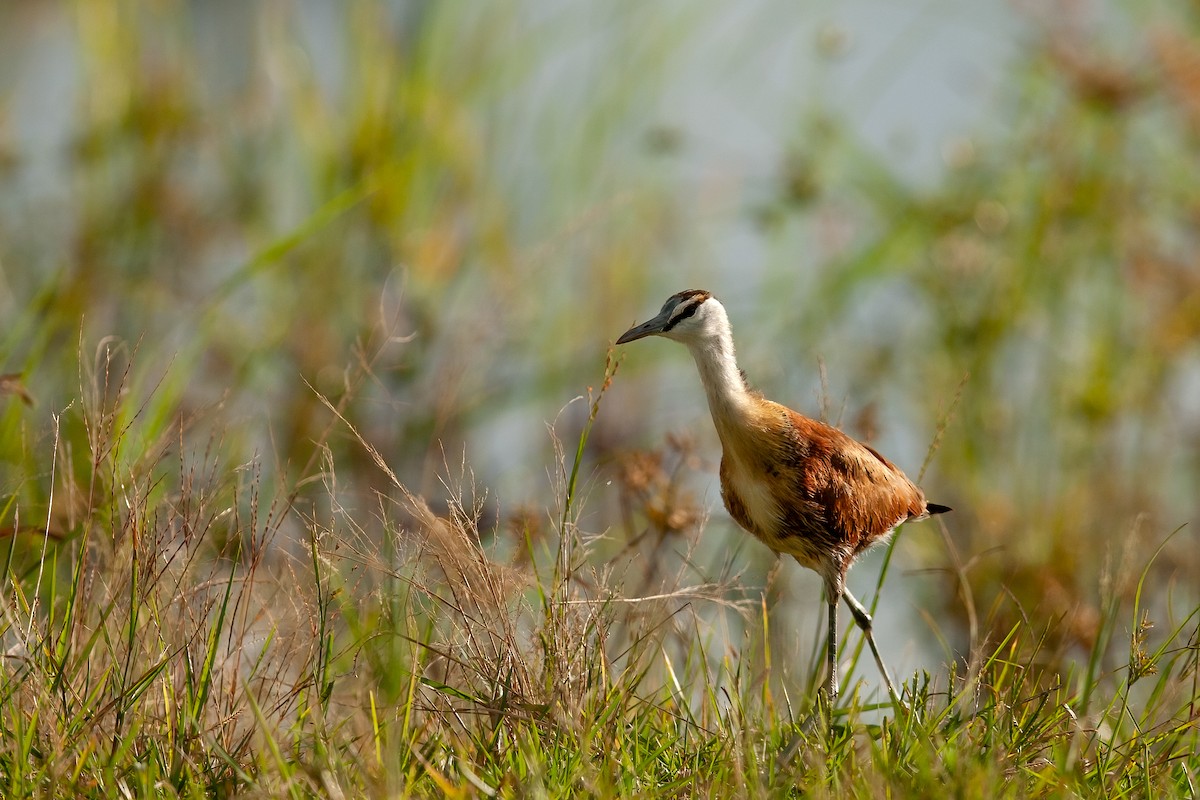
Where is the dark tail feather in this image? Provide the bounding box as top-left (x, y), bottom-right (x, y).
top-left (926, 503), bottom-right (953, 516)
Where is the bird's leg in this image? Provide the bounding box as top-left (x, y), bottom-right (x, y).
top-left (825, 593), bottom-right (839, 707)
top-left (797, 592), bottom-right (839, 736)
top-left (779, 589), bottom-right (839, 762)
top-left (777, 580), bottom-right (841, 763)
top-left (841, 587), bottom-right (906, 711)
top-left (778, 596), bottom-right (837, 766)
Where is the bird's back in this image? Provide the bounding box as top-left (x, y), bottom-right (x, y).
top-left (717, 398), bottom-right (930, 580)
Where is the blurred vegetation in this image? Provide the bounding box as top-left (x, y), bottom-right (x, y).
top-left (1, 0), bottom-right (1198, 796)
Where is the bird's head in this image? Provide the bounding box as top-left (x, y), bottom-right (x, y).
top-left (616, 289), bottom-right (723, 347)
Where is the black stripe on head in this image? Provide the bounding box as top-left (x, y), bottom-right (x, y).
top-left (660, 289), bottom-right (711, 332)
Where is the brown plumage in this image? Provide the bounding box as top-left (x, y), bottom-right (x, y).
top-left (617, 289), bottom-right (950, 708)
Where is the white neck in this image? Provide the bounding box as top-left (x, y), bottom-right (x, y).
top-left (681, 303), bottom-right (751, 424)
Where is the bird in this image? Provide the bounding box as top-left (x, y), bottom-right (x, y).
top-left (616, 289), bottom-right (950, 710)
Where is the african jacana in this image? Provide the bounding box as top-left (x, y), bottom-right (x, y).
top-left (617, 289), bottom-right (950, 709)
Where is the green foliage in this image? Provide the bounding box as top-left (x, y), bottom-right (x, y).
top-left (2, 1), bottom-right (1198, 797)
top-left (0, 344), bottom-right (1195, 796)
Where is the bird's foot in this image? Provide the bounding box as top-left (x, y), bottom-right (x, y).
top-left (776, 690), bottom-right (837, 767)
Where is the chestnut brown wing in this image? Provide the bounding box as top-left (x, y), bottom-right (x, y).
top-left (778, 407), bottom-right (927, 553)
